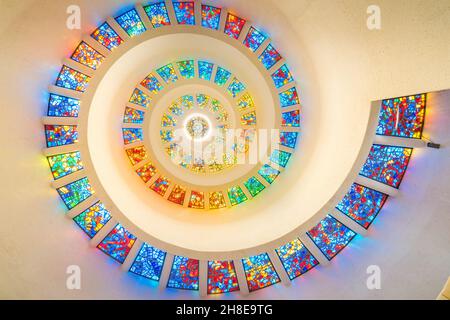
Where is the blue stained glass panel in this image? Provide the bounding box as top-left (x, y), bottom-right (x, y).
top-left (144, 2), bottom-right (171, 28)
top-left (242, 253), bottom-right (280, 292)
top-left (55, 65), bottom-right (90, 92)
top-left (97, 224), bottom-right (136, 263)
top-left (173, 2), bottom-right (195, 25)
top-left (258, 44), bottom-right (282, 70)
top-left (270, 149), bottom-right (291, 168)
top-left (129, 88), bottom-right (151, 108)
top-left (201, 5), bottom-right (221, 30)
top-left (157, 64), bottom-right (178, 83)
top-left (359, 145), bottom-right (412, 188)
top-left (271, 64), bottom-right (294, 88)
top-left (243, 27), bottom-right (267, 52)
top-left (227, 78), bottom-right (246, 98)
top-left (258, 164), bottom-right (280, 184)
top-left (123, 107), bottom-right (145, 124)
top-left (214, 67), bottom-right (231, 86)
top-left (122, 128), bottom-right (143, 145)
top-left (281, 110), bottom-right (300, 127)
top-left (376, 94), bottom-right (426, 139)
top-left (307, 215), bottom-right (356, 260)
top-left (336, 183), bottom-right (388, 229)
top-left (73, 201), bottom-right (112, 238)
top-left (115, 9), bottom-right (146, 37)
top-left (47, 94), bottom-right (80, 117)
top-left (45, 125), bottom-right (78, 147)
top-left (129, 243), bottom-right (166, 281)
top-left (279, 87), bottom-right (300, 107)
top-left (198, 61), bottom-right (214, 81)
top-left (280, 132), bottom-right (298, 149)
top-left (167, 256), bottom-right (199, 290)
top-left (91, 22), bottom-right (123, 50)
top-left (276, 239), bottom-right (319, 280)
top-left (57, 177), bottom-right (94, 210)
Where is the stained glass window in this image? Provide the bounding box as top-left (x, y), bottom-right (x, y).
top-left (360, 145), bottom-right (412, 188)
top-left (337, 183), bottom-right (388, 229)
top-left (188, 191), bottom-right (205, 209)
top-left (91, 22), bottom-right (123, 50)
top-left (129, 243), bottom-right (166, 281)
top-left (179, 95), bottom-right (194, 110)
top-left (377, 94), bottom-right (426, 139)
top-left (97, 224), bottom-right (136, 263)
top-left (307, 215), bottom-right (356, 260)
top-left (167, 256), bottom-right (199, 290)
top-left (47, 94), bottom-right (80, 117)
top-left (198, 61), bottom-right (214, 81)
top-left (242, 253), bottom-right (280, 292)
top-left (259, 44), bottom-right (282, 70)
top-left (115, 9), bottom-right (146, 37)
top-left (227, 186), bottom-right (248, 206)
top-left (126, 146), bottom-right (148, 166)
top-left (57, 177), bottom-right (94, 210)
top-left (224, 13), bottom-right (246, 39)
top-left (201, 5), bottom-right (221, 30)
top-left (241, 111), bottom-right (257, 126)
top-left (71, 42), bottom-right (105, 70)
top-left (243, 27), bottom-right (267, 52)
top-left (169, 101), bottom-right (184, 116)
top-left (177, 60), bottom-right (195, 79)
top-left (150, 176), bottom-right (170, 196)
top-left (210, 98), bottom-right (222, 112)
top-left (55, 66), bottom-right (90, 92)
top-left (270, 149), bottom-right (291, 168)
top-left (45, 125), bottom-right (78, 148)
top-left (47, 151), bottom-right (83, 180)
top-left (173, 2), bottom-right (195, 25)
top-left (208, 261), bottom-right (239, 294)
top-left (244, 176), bottom-right (265, 197)
top-left (281, 110), bottom-right (300, 127)
top-left (161, 114), bottom-right (177, 127)
top-left (73, 201), bottom-right (111, 238)
top-left (140, 73), bottom-right (163, 93)
top-left (258, 164), bottom-right (280, 184)
top-left (123, 107), bottom-right (145, 124)
top-left (160, 129), bottom-right (174, 143)
top-left (209, 191), bottom-right (226, 209)
top-left (168, 185), bottom-right (186, 205)
top-left (280, 132), bottom-right (298, 149)
top-left (157, 64), bottom-right (178, 83)
top-left (280, 87), bottom-right (300, 107)
top-left (135, 162), bottom-right (158, 183)
top-left (129, 88), bottom-right (151, 108)
top-left (272, 64), bottom-right (294, 88)
top-left (214, 67), bottom-right (232, 86)
top-left (227, 78), bottom-right (246, 98)
top-left (237, 93), bottom-right (255, 111)
top-left (276, 239), bottom-right (318, 280)
top-left (122, 128), bottom-right (143, 145)
top-left (196, 94), bottom-right (210, 108)
top-left (144, 2), bottom-right (171, 28)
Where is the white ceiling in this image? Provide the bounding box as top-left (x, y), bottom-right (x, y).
top-left (0, 0), bottom-right (449, 299)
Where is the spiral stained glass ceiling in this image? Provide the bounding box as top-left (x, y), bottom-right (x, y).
top-left (42, 1), bottom-right (426, 296)
top-left (120, 55), bottom-right (293, 210)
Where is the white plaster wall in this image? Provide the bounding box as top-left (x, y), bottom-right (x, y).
top-left (0, 0), bottom-right (449, 299)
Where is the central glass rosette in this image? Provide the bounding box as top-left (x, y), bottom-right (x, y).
top-left (159, 93), bottom-right (256, 174)
top-left (184, 114), bottom-right (211, 141)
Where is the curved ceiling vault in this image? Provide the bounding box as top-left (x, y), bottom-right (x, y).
top-left (1, 0), bottom-right (449, 299)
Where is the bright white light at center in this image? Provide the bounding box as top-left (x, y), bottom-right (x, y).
top-left (183, 113), bottom-right (213, 142)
